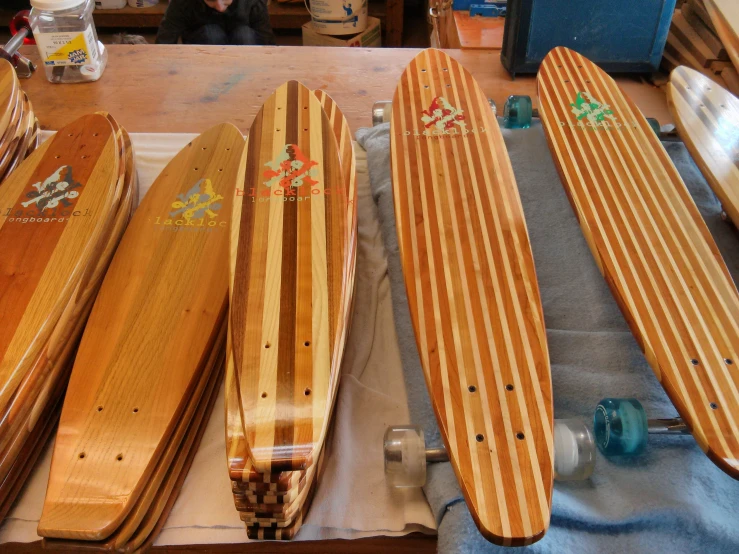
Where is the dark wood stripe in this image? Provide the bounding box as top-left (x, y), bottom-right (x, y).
top-left (274, 81), bottom-right (300, 469)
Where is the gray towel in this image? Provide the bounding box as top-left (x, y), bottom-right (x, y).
top-left (357, 121), bottom-right (739, 553)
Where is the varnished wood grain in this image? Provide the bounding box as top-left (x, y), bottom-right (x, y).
top-left (230, 81), bottom-right (348, 474)
top-left (38, 123), bottom-right (246, 541)
top-left (0, 60), bottom-right (18, 147)
top-left (667, 67), bottom-right (739, 228)
top-left (705, 0), bottom-right (739, 73)
top-left (0, 115), bottom-right (119, 444)
top-left (538, 46), bottom-right (739, 479)
top-left (391, 48), bottom-right (553, 546)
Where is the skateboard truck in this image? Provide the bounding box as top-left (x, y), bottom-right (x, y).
top-left (384, 419), bottom-right (596, 487)
top-left (594, 398), bottom-right (690, 458)
top-left (2, 11), bottom-right (36, 79)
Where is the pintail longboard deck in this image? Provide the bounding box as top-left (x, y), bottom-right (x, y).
top-left (230, 81), bottom-right (351, 475)
top-left (667, 66), bottom-right (739, 227)
top-left (390, 48), bottom-right (554, 546)
top-left (538, 46), bottom-right (739, 478)
top-left (38, 123), bottom-right (246, 541)
top-left (0, 113), bottom-right (120, 447)
top-left (225, 87), bottom-right (356, 539)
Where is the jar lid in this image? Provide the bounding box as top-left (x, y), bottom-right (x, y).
top-left (31, 0), bottom-right (86, 10)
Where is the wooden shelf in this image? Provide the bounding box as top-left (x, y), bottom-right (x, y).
top-left (93, 1), bottom-right (167, 28)
top-left (90, 0), bottom-right (402, 46)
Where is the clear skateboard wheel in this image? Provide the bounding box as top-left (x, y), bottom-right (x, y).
top-left (594, 398), bottom-right (648, 457)
top-left (503, 95), bottom-right (533, 129)
top-left (383, 426), bottom-right (427, 487)
top-left (553, 418), bottom-right (596, 480)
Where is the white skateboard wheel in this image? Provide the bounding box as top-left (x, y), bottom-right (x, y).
top-left (553, 418), bottom-right (595, 481)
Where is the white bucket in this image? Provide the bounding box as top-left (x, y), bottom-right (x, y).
top-left (309, 0), bottom-right (368, 36)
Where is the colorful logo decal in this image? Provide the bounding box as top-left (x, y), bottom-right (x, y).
top-left (263, 144), bottom-right (319, 189)
top-left (153, 177), bottom-right (227, 232)
top-left (421, 97), bottom-right (466, 132)
top-left (170, 178), bottom-right (223, 222)
top-left (21, 166), bottom-right (82, 212)
top-left (570, 92), bottom-right (616, 125)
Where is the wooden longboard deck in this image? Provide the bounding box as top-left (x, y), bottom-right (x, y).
top-left (38, 123), bottom-right (246, 541)
top-left (0, 114), bottom-right (119, 432)
top-left (390, 48), bottom-right (553, 546)
top-left (0, 135), bottom-right (135, 486)
top-left (706, 0), bottom-right (739, 73)
top-left (538, 47), bottom-right (739, 478)
top-left (667, 66), bottom-right (739, 227)
top-left (230, 81), bottom-right (349, 474)
top-left (42, 326), bottom-right (226, 552)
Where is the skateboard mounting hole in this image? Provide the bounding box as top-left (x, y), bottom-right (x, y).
top-left (265, 343), bottom-right (271, 349)
top-left (710, 402), bottom-right (718, 410)
top-left (202, 147), bottom-right (207, 150)
top-left (81, 155), bottom-right (87, 159)
top-left (505, 384), bottom-right (514, 391)
top-left (475, 434), bottom-right (484, 442)
top-left (93, 133), bottom-right (98, 137)
top-left (304, 106), bottom-right (307, 110)
top-left (424, 85), bottom-right (429, 89)
top-left (725, 359), bottom-right (734, 365)
top-left (116, 454), bottom-right (123, 461)
top-left (700, 104), bottom-right (705, 108)
top-left (585, 80), bottom-right (590, 84)
top-left (79, 452), bottom-right (85, 459)
top-left (55, 155), bottom-right (60, 159)
top-left (303, 128), bottom-right (308, 132)
top-left (564, 80), bottom-right (570, 83)
top-left (557, 65), bottom-right (562, 68)
top-left (194, 167), bottom-right (198, 171)
top-left (691, 359), bottom-right (699, 366)
top-left (442, 68), bottom-right (448, 71)
top-left (68, 133), bottom-right (73, 137)
top-left (226, 148), bottom-right (231, 151)
top-left (304, 388), bottom-right (311, 396)
top-left (261, 392), bottom-right (267, 398)
top-left (446, 84), bottom-right (451, 88)
top-left (304, 341), bottom-right (310, 347)
top-left (218, 168), bottom-right (223, 172)
top-left (97, 406), bottom-right (103, 412)
top-left (133, 408), bottom-right (139, 413)
top-left (276, 129), bottom-right (281, 132)
top-left (516, 432), bottom-right (525, 440)
top-left (468, 385), bottom-right (476, 393)
top-left (421, 68), bottom-right (426, 72)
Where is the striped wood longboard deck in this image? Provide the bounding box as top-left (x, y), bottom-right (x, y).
top-left (0, 60), bottom-right (18, 146)
top-left (38, 123), bottom-right (245, 541)
top-left (390, 48), bottom-right (553, 546)
top-left (538, 46), bottom-right (739, 478)
top-left (667, 66), bottom-right (739, 227)
top-left (0, 114), bottom-right (119, 431)
top-left (230, 81), bottom-right (350, 474)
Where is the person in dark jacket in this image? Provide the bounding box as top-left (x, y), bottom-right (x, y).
top-left (156, 0), bottom-right (276, 46)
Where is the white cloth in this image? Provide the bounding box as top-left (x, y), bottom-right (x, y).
top-left (0, 132), bottom-right (436, 545)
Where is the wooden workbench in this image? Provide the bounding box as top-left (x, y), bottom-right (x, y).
top-left (18, 45), bottom-right (671, 135)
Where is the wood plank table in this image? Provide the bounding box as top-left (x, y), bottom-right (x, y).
top-left (17, 45), bottom-right (672, 134)
top-left (5, 44), bottom-right (671, 552)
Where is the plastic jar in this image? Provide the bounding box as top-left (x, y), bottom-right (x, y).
top-left (29, 0), bottom-right (107, 84)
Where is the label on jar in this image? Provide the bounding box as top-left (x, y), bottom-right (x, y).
top-left (35, 26), bottom-right (100, 67)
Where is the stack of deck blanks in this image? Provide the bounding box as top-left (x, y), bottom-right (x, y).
top-left (0, 112), bottom-right (135, 521)
top-left (0, 59), bottom-right (40, 185)
top-left (226, 84), bottom-right (357, 540)
top-left (36, 123), bottom-right (245, 552)
top-left (663, 0), bottom-right (739, 95)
